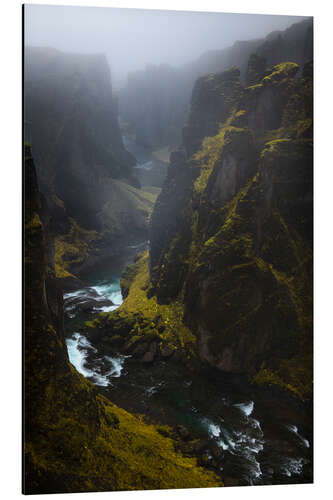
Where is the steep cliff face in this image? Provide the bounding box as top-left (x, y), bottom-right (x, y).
top-left (183, 67), bottom-right (244, 157)
top-left (25, 47), bottom-right (156, 278)
top-left (87, 59), bottom-right (308, 401)
top-left (119, 18), bottom-right (312, 151)
top-left (148, 60), bottom-right (313, 398)
top-left (24, 144), bottom-right (222, 493)
top-left (119, 63), bottom-right (188, 148)
top-left (25, 48), bottom-right (135, 210)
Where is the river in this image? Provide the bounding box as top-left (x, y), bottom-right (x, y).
top-left (64, 138), bottom-right (312, 487)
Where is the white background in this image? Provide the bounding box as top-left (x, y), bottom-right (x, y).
top-left (0, 0), bottom-right (331, 498)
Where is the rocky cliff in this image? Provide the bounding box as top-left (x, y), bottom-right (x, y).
top-left (90, 58), bottom-right (312, 401)
top-left (24, 47), bottom-right (157, 279)
top-left (151, 60), bottom-right (313, 398)
top-left (23, 144), bottom-right (222, 493)
top-left (119, 18), bottom-right (313, 151)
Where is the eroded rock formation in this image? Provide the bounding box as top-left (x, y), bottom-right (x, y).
top-left (24, 144), bottom-right (222, 493)
top-left (91, 59), bottom-right (313, 401)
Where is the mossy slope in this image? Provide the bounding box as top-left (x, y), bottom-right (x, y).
top-left (24, 145), bottom-right (222, 493)
top-left (124, 62), bottom-right (313, 400)
top-left (53, 180), bottom-right (158, 279)
top-left (86, 251), bottom-right (197, 362)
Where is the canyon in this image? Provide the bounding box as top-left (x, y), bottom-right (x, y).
top-left (24, 17), bottom-right (313, 493)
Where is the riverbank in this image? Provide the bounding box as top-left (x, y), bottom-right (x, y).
top-left (63, 246), bottom-right (313, 487)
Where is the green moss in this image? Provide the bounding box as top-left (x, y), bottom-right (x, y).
top-left (27, 371), bottom-right (222, 492)
top-left (260, 138), bottom-right (292, 158)
top-left (85, 319), bottom-right (99, 329)
top-left (81, 59), bottom-right (313, 410)
top-left (193, 108), bottom-right (249, 194)
top-left (92, 252), bottom-right (197, 356)
top-left (52, 193), bottom-right (65, 209)
top-left (96, 180), bottom-right (159, 242)
top-left (253, 353), bottom-right (313, 400)
top-left (27, 255), bottom-right (220, 492)
top-left (185, 135), bottom-right (312, 397)
top-left (54, 218), bottom-right (99, 278)
top-left (25, 212), bottom-right (43, 231)
top-left (152, 230), bottom-right (192, 301)
top-left (141, 185), bottom-right (162, 197)
top-left (120, 257), bottom-right (143, 299)
top-left (193, 132), bottom-right (225, 194)
top-left (246, 83), bottom-right (263, 92)
top-left (25, 144), bottom-right (223, 493)
top-left (262, 62), bottom-right (299, 86)
top-left (203, 236), bottom-right (218, 249)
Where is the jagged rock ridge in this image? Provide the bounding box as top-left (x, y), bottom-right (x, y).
top-left (119, 18), bottom-right (313, 150)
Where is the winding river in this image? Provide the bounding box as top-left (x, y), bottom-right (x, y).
top-left (64, 139), bottom-right (313, 487)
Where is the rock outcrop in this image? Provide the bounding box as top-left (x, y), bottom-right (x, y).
top-left (94, 59), bottom-right (312, 401)
top-left (24, 144), bottom-right (222, 493)
top-left (150, 60), bottom-right (313, 398)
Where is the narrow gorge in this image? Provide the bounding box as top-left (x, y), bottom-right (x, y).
top-left (24, 13), bottom-right (313, 494)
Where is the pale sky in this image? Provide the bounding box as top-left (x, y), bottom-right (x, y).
top-left (24, 4), bottom-right (308, 87)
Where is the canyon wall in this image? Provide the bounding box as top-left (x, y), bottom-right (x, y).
top-left (23, 144), bottom-right (221, 493)
top-left (93, 56), bottom-right (312, 401)
top-left (25, 48), bottom-right (156, 279)
top-left (119, 18), bottom-right (313, 151)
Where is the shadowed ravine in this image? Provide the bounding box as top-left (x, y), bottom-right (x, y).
top-left (64, 229), bottom-right (313, 487)
top-left (64, 135), bottom-right (313, 487)
top-left (24, 14), bottom-right (313, 492)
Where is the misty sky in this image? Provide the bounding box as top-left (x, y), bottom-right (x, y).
top-left (24, 4), bottom-right (307, 88)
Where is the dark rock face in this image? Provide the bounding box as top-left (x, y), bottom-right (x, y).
top-left (243, 62), bottom-right (300, 135)
top-left (148, 59), bottom-right (313, 398)
top-left (149, 150), bottom-right (194, 302)
top-left (183, 67), bottom-right (243, 157)
top-left (256, 20), bottom-right (313, 70)
top-left (24, 47), bottom-right (158, 279)
top-left (205, 127), bottom-right (257, 206)
top-left (24, 144), bottom-right (67, 370)
top-left (24, 144), bottom-right (98, 492)
top-left (24, 47), bottom-right (135, 230)
top-left (119, 18), bottom-right (313, 151)
top-left (24, 145), bottom-right (221, 494)
top-left (246, 54), bottom-right (267, 87)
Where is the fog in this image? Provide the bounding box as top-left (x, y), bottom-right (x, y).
top-left (24, 4), bottom-right (307, 88)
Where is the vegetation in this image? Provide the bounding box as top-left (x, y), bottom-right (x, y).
top-left (193, 108), bottom-right (251, 195)
top-left (24, 49), bottom-right (313, 495)
top-left (253, 352), bottom-right (313, 401)
top-left (262, 62), bottom-right (299, 86)
top-left (54, 218), bottom-right (99, 278)
top-left (144, 60), bottom-right (313, 399)
top-left (86, 252), bottom-right (197, 358)
top-left (97, 180), bottom-right (158, 239)
top-left (24, 144), bottom-right (222, 493)
top-left (26, 364), bottom-right (222, 493)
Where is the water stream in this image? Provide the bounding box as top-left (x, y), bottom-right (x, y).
top-left (64, 137), bottom-right (312, 487)
top-left (64, 250), bottom-right (312, 487)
